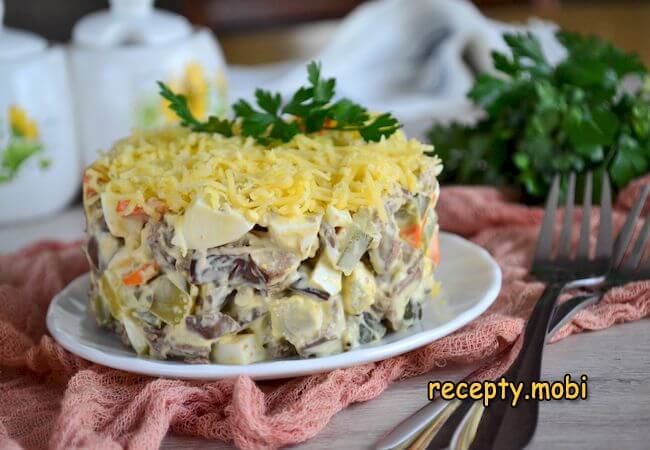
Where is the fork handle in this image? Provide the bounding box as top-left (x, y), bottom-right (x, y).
top-left (469, 282), bottom-right (565, 450)
top-left (374, 287), bottom-right (597, 450)
top-left (547, 293), bottom-right (602, 338)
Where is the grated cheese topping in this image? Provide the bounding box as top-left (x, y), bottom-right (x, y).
top-left (85, 127), bottom-right (442, 223)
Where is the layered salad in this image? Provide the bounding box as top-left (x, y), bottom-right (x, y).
top-left (82, 63), bottom-right (442, 364)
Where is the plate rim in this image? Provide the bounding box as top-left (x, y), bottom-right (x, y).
top-left (46, 232), bottom-right (501, 380)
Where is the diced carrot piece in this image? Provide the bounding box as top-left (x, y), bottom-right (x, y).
top-left (122, 263), bottom-right (159, 286)
top-left (401, 223), bottom-right (423, 248)
top-left (116, 199), bottom-right (144, 217)
top-left (116, 199), bottom-right (130, 213)
top-left (82, 174), bottom-right (98, 198)
top-left (428, 235), bottom-right (440, 265)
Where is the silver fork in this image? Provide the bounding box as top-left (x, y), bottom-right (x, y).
top-left (451, 180), bottom-right (650, 450)
top-left (375, 172), bottom-right (614, 450)
top-left (548, 182), bottom-right (650, 336)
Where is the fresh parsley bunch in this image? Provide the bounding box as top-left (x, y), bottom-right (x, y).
top-left (428, 31), bottom-right (649, 201)
top-left (159, 61), bottom-right (400, 145)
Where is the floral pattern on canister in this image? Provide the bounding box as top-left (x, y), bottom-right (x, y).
top-left (0, 105), bottom-right (49, 183)
top-left (135, 63), bottom-right (227, 129)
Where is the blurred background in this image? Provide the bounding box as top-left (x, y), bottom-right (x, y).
top-left (4, 0), bottom-right (650, 64)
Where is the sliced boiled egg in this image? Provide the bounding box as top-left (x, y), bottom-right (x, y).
top-left (173, 198), bottom-right (253, 251)
top-left (310, 255), bottom-right (342, 296)
top-left (324, 205), bottom-right (353, 227)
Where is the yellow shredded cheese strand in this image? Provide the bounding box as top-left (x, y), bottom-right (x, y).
top-left (86, 127), bottom-right (441, 223)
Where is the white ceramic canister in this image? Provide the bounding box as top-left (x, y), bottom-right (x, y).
top-left (69, 0), bottom-right (228, 166)
top-left (0, 0), bottom-right (80, 224)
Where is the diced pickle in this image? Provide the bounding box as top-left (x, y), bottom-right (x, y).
top-left (96, 231), bottom-right (122, 271)
top-left (359, 312), bottom-right (386, 344)
top-left (90, 286), bottom-right (112, 325)
top-left (394, 199), bottom-right (420, 230)
top-left (98, 273), bottom-right (123, 318)
top-left (150, 275), bottom-right (194, 325)
top-left (122, 314), bottom-right (149, 355)
top-left (337, 229), bottom-right (372, 275)
top-left (342, 316), bottom-right (361, 349)
top-left (269, 295), bottom-right (324, 349)
top-left (342, 263), bottom-right (376, 315)
top-left (135, 310), bottom-right (163, 328)
top-left (403, 299), bottom-right (423, 322)
top-left (337, 209), bottom-right (380, 274)
top-left (211, 334), bottom-right (266, 365)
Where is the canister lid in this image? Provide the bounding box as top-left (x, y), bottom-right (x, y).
top-left (72, 0), bottom-right (193, 48)
top-left (0, 0), bottom-right (48, 59)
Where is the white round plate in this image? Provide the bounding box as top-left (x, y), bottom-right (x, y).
top-left (47, 232), bottom-right (501, 380)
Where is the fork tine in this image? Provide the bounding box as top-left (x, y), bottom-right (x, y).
top-left (613, 184), bottom-right (650, 267)
top-left (533, 175), bottom-right (561, 265)
top-left (576, 172), bottom-right (593, 260)
top-left (595, 173), bottom-right (613, 260)
top-left (558, 173), bottom-right (576, 259)
top-left (623, 215), bottom-right (650, 270)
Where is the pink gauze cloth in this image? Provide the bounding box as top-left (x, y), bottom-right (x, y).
top-left (1, 177), bottom-right (650, 450)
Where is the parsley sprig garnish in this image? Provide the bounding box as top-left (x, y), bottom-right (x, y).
top-left (159, 61), bottom-right (401, 145)
top-left (428, 30), bottom-right (649, 202)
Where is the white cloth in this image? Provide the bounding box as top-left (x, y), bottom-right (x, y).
top-left (227, 0), bottom-right (564, 139)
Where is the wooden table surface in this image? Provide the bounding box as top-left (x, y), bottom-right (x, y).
top-left (163, 3), bottom-right (650, 449)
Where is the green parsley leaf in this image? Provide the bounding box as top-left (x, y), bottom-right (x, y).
top-left (233, 99), bottom-right (274, 136)
top-left (329, 99), bottom-right (370, 126)
top-left (158, 81), bottom-right (235, 134)
top-left (161, 62), bottom-right (402, 145)
top-left (255, 89), bottom-right (282, 115)
top-left (611, 134), bottom-right (648, 187)
top-left (269, 119), bottom-right (300, 142)
top-left (158, 81), bottom-right (200, 128)
top-left (504, 32), bottom-right (546, 65)
top-left (309, 63), bottom-right (336, 104)
top-left (193, 116), bottom-right (234, 136)
top-left (359, 113), bottom-right (402, 142)
top-left (468, 75), bottom-right (509, 109)
top-left (427, 30), bottom-right (650, 202)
